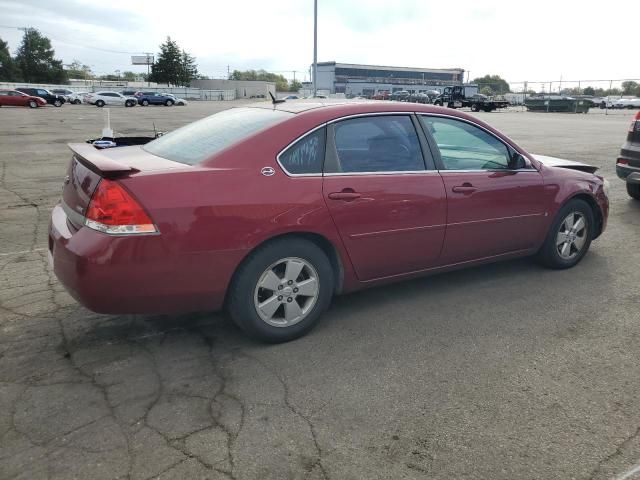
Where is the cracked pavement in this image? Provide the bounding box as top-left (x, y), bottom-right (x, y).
top-left (1, 102), bottom-right (639, 480)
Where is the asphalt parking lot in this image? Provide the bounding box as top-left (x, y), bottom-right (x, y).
top-left (1, 101), bottom-right (639, 480)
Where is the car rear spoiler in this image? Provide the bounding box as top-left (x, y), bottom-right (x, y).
top-left (68, 143), bottom-right (139, 177)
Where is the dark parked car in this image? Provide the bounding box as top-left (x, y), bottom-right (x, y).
top-left (617, 110), bottom-right (640, 199)
top-left (0, 89), bottom-right (47, 108)
top-left (49, 102), bottom-right (608, 343)
top-left (135, 91), bottom-right (175, 106)
top-left (16, 88), bottom-right (65, 107)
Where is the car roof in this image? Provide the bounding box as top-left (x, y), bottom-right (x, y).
top-left (244, 99), bottom-right (467, 119)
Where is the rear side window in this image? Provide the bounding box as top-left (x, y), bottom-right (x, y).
top-left (332, 115), bottom-right (425, 173)
top-left (144, 107), bottom-right (293, 165)
top-left (279, 128), bottom-right (325, 174)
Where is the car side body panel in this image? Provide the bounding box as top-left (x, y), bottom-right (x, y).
top-left (49, 102), bottom-right (609, 316)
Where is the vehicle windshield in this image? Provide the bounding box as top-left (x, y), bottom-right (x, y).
top-left (143, 107), bottom-right (293, 165)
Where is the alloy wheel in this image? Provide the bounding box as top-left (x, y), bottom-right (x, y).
top-left (253, 257), bottom-right (319, 327)
top-left (556, 211), bottom-right (588, 260)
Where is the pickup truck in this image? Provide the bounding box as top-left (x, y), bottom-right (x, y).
top-left (433, 86), bottom-right (509, 112)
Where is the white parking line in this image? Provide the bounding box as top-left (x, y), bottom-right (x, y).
top-left (615, 463), bottom-right (640, 480)
top-left (0, 248), bottom-right (46, 257)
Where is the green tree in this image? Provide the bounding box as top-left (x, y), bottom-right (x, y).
top-left (230, 69), bottom-right (289, 91)
top-left (0, 37), bottom-right (21, 81)
top-left (622, 81), bottom-right (640, 96)
top-left (14, 28), bottom-right (67, 84)
top-left (178, 50), bottom-right (198, 86)
top-left (583, 86), bottom-right (595, 96)
top-left (65, 59), bottom-right (93, 80)
top-left (149, 37), bottom-right (197, 86)
top-left (472, 74), bottom-right (510, 94)
top-left (122, 71), bottom-right (137, 81)
top-left (289, 79), bottom-right (302, 92)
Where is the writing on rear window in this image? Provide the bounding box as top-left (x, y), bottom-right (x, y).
top-left (279, 128), bottom-right (325, 174)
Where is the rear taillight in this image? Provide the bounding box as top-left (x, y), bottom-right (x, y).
top-left (85, 179), bottom-right (157, 235)
top-left (617, 159), bottom-right (629, 165)
top-left (630, 111), bottom-right (640, 132)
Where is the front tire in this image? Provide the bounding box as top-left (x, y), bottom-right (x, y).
top-left (28, 100), bottom-right (38, 108)
top-left (53, 100), bottom-right (62, 107)
top-left (141, 99), bottom-right (149, 106)
top-left (228, 238), bottom-right (334, 343)
top-left (165, 99), bottom-right (174, 106)
top-left (125, 100), bottom-right (135, 107)
top-left (536, 199), bottom-right (594, 269)
top-left (74, 99), bottom-right (81, 105)
top-left (627, 182), bottom-right (640, 200)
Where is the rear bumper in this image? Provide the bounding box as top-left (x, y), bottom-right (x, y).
top-left (49, 204), bottom-right (246, 314)
top-left (617, 143), bottom-right (640, 180)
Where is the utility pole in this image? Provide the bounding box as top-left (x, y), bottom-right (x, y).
top-left (227, 65), bottom-right (230, 79)
top-left (143, 52), bottom-right (153, 87)
top-left (313, 0), bottom-right (318, 97)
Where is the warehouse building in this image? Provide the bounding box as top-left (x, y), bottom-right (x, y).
top-left (190, 79), bottom-right (276, 99)
top-left (315, 61), bottom-right (465, 96)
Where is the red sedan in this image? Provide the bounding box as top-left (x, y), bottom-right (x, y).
top-left (49, 102), bottom-right (609, 342)
top-left (0, 89), bottom-right (47, 108)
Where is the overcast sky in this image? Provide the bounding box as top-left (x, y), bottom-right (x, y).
top-left (0, 0), bottom-right (638, 89)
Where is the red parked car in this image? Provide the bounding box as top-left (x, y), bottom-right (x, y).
top-left (0, 89), bottom-right (47, 108)
top-left (49, 102), bottom-right (609, 342)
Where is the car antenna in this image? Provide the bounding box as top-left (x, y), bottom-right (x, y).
top-left (269, 92), bottom-right (285, 105)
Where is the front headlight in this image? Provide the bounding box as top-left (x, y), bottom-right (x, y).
top-left (602, 178), bottom-right (610, 197)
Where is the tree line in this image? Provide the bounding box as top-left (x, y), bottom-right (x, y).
top-left (0, 30), bottom-right (200, 86)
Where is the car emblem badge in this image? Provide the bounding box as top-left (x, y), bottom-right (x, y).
top-left (261, 167), bottom-right (275, 177)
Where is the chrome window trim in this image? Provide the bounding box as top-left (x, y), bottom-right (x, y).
top-left (323, 170), bottom-right (440, 177)
top-left (276, 110), bottom-right (539, 178)
top-left (440, 169), bottom-right (539, 173)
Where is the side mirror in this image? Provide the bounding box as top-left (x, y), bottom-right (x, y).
top-left (510, 153), bottom-right (527, 169)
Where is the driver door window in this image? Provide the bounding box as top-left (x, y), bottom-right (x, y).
top-left (419, 116), bottom-right (510, 170)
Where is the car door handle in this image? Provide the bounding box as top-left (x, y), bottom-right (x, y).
top-left (452, 184), bottom-right (477, 194)
top-left (328, 190), bottom-right (362, 201)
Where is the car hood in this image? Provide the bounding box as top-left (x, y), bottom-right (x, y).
top-left (531, 154), bottom-right (598, 174)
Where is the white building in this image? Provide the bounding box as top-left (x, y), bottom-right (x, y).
top-left (315, 61), bottom-right (465, 96)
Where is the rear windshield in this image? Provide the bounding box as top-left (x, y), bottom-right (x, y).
top-left (143, 107), bottom-right (293, 165)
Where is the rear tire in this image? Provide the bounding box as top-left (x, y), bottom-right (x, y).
top-left (471, 104), bottom-right (479, 112)
top-left (536, 199), bottom-right (594, 269)
top-left (627, 182), bottom-right (640, 200)
top-left (227, 238), bottom-right (334, 343)
top-left (141, 99), bottom-right (149, 106)
top-left (96, 100), bottom-right (105, 107)
top-left (53, 100), bottom-right (62, 107)
top-left (74, 99), bottom-right (81, 105)
top-left (28, 100), bottom-right (38, 108)
top-left (125, 100), bottom-right (135, 107)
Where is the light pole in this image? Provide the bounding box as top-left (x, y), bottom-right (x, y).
top-left (313, 0), bottom-right (318, 97)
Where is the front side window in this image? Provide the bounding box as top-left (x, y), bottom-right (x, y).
top-left (37, 90), bottom-right (48, 96)
top-left (332, 115), bottom-right (425, 173)
top-left (419, 116), bottom-right (511, 170)
top-left (279, 128), bottom-right (325, 174)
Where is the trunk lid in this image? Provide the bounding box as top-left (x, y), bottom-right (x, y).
top-left (61, 143), bottom-right (186, 228)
